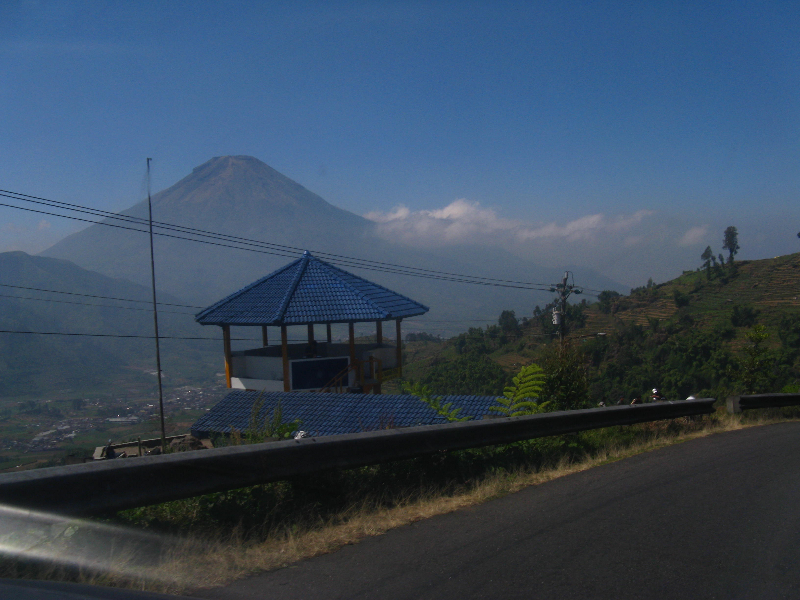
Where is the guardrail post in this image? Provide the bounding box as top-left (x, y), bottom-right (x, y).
top-left (727, 396), bottom-right (742, 414)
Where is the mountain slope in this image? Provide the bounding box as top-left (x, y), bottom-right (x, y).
top-left (41, 156), bottom-right (624, 331)
top-left (42, 156), bottom-right (370, 302)
top-left (397, 253), bottom-right (800, 401)
top-left (0, 251), bottom-right (220, 398)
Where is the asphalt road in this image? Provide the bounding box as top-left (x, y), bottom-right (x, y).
top-left (195, 422), bottom-right (800, 600)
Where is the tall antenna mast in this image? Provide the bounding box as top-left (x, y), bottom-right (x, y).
top-left (147, 158), bottom-right (167, 452)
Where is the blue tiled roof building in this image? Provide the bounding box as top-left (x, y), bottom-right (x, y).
top-left (191, 390), bottom-right (501, 438)
top-left (193, 251), bottom-right (429, 393)
top-left (196, 251), bottom-right (429, 326)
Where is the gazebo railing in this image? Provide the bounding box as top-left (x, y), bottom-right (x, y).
top-left (381, 367), bottom-right (402, 382)
top-left (318, 356), bottom-right (383, 393)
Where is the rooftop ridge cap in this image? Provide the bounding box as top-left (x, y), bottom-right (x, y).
top-left (195, 256), bottom-right (303, 323)
top-left (275, 252), bottom-right (311, 322)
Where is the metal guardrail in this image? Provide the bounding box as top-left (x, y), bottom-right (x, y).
top-left (727, 393), bottom-right (800, 413)
top-left (0, 399), bottom-right (715, 516)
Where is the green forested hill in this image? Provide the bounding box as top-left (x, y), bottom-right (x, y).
top-left (396, 253), bottom-right (800, 403)
top-left (0, 251), bottom-right (221, 399)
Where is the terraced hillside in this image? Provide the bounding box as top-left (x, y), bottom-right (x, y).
top-left (608, 253), bottom-right (800, 333)
top-left (400, 252), bottom-right (800, 401)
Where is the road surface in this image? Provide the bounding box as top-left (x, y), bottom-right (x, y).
top-left (196, 422), bottom-right (800, 600)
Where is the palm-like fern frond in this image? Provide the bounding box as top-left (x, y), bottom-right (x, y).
top-left (490, 364), bottom-right (550, 417)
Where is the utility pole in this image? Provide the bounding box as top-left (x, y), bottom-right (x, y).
top-left (551, 271), bottom-right (582, 344)
top-left (146, 158), bottom-right (167, 453)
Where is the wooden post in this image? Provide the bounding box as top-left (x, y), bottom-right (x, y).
top-left (261, 325), bottom-right (268, 347)
top-left (395, 318), bottom-right (402, 377)
top-left (376, 321), bottom-right (383, 344)
top-left (222, 325), bottom-right (232, 388)
top-left (348, 322), bottom-right (358, 386)
top-left (281, 325), bottom-right (290, 392)
top-left (326, 323), bottom-right (332, 343)
top-left (307, 323), bottom-right (315, 342)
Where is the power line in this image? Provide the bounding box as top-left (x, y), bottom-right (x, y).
top-left (2, 200), bottom-right (554, 290)
top-left (0, 293), bottom-right (196, 315)
top-left (0, 189), bottom-right (558, 291)
top-left (1, 188), bottom-right (558, 287)
top-left (404, 319), bottom-right (497, 323)
top-left (0, 329), bottom-right (226, 340)
top-left (0, 328), bottom-right (318, 342)
top-left (0, 283), bottom-right (203, 309)
top-left (0, 282), bottom-right (555, 328)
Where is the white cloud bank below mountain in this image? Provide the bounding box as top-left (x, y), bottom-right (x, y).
top-left (365, 199), bottom-right (716, 287)
top-left (365, 199), bottom-right (654, 245)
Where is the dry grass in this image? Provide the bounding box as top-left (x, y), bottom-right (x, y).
top-left (3, 408), bottom-right (797, 595)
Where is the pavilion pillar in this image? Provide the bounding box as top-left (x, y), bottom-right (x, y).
top-left (369, 321), bottom-right (384, 394)
top-left (395, 318), bottom-right (402, 377)
top-left (261, 325), bottom-right (268, 347)
top-left (326, 323), bottom-right (332, 343)
top-left (307, 323), bottom-right (315, 342)
top-left (281, 325), bottom-right (290, 392)
top-left (349, 322), bottom-right (359, 386)
top-left (222, 325), bottom-right (232, 388)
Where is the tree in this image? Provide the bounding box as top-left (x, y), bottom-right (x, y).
top-left (498, 310), bottom-right (521, 338)
top-left (490, 364), bottom-right (551, 417)
top-left (731, 304), bottom-right (759, 328)
top-left (420, 353), bottom-right (511, 395)
top-left (737, 325), bottom-right (774, 394)
top-left (723, 226), bottom-right (740, 264)
top-left (541, 342), bottom-right (590, 411)
top-left (597, 290), bottom-right (621, 314)
top-left (701, 246), bottom-right (714, 279)
top-left (673, 290), bottom-right (690, 308)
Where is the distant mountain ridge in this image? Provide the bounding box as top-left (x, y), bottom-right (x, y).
top-left (42, 156), bottom-right (625, 331)
top-left (0, 251), bottom-right (219, 398)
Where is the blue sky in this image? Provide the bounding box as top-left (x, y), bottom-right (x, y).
top-left (1, 0), bottom-right (798, 286)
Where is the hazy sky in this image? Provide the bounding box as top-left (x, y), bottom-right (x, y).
top-left (1, 0), bottom-right (798, 286)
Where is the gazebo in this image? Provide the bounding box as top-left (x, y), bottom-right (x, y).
top-left (195, 251), bottom-right (429, 393)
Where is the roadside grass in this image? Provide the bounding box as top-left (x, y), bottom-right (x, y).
top-left (2, 406), bottom-right (799, 594)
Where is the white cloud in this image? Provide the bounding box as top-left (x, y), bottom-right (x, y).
top-left (37, 219), bottom-right (51, 231)
top-left (364, 205), bottom-right (410, 223)
top-left (362, 199), bottom-right (726, 287)
top-left (364, 199), bottom-right (653, 246)
top-left (678, 225), bottom-right (708, 246)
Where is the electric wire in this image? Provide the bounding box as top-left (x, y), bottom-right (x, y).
top-left (0, 283), bottom-right (204, 309)
top-left (0, 293), bottom-right (196, 315)
top-left (0, 189), bottom-right (558, 290)
top-left (0, 188), bottom-right (605, 340)
top-left (0, 328), bottom-right (317, 342)
top-left (1, 200), bottom-right (557, 290)
top-left (0, 188), bottom-right (558, 287)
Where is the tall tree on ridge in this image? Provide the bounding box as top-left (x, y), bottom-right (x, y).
top-left (701, 246), bottom-right (714, 279)
top-left (723, 226), bottom-right (740, 264)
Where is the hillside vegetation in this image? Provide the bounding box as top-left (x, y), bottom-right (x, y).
top-left (0, 251), bottom-right (221, 399)
top-left (395, 252), bottom-right (800, 403)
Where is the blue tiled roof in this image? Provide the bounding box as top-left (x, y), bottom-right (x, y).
top-left (191, 391), bottom-right (500, 438)
top-left (195, 251), bottom-right (429, 325)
